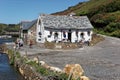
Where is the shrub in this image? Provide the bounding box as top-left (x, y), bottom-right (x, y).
top-left (110, 30), bottom-right (120, 38)
top-left (104, 22), bottom-right (120, 33)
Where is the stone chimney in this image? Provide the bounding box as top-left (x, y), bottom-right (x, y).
top-left (69, 12), bottom-right (76, 16)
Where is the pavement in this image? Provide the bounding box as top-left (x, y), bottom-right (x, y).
top-left (9, 35), bottom-right (120, 80)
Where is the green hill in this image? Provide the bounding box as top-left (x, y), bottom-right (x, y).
top-left (0, 23), bottom-right (20, 35)
top-left (53, 0), bottom-right (120, 38)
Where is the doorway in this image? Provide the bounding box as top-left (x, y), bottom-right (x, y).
top-left (68, 30), bottom-right (71, 42)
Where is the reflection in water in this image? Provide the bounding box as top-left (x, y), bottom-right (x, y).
top-left (0, 53), bottom-right (25, 80)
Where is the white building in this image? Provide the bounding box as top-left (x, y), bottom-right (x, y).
top-left (21, 14), bottom-right (93, 44)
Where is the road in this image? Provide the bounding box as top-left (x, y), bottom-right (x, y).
top-left (19, 36), bottom-right (120, 80)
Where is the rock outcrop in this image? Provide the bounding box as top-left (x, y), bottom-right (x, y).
top-left (64, 64), bottom-right (90, 80)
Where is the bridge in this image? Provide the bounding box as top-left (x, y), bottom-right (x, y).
top-left (4, 31), bottom-right (20, 37)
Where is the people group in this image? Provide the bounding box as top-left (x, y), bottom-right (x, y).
top-left (14, 38), bottom-right (23, 49)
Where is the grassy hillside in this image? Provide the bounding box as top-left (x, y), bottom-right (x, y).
top-left (0, 23), bottom-right (7, 35)
top-left (53, 0), bottom-right (120, 38)
top-left (0, 23), bottom-right (20, 35)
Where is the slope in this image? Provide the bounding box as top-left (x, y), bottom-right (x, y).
top-left (53, 0), bottom-right (120, 38)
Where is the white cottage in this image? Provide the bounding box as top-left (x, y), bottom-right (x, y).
top-left (21, 14), bottom-right (93, 44)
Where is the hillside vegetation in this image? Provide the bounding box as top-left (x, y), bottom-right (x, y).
top-left (53, 0), bottom-right (120, 38)
top-left (0, 23), bottom-right (20, 35)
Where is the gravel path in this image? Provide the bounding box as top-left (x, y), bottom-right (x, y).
top-left (20, 36), bottom-right (120, 80)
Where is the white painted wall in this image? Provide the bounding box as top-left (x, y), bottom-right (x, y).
top-left (36, 16), bottom-right (45, 43)
top-left (71, 31), bottom-right (77, 43)
top-left (43, 29), bottom-right (92, 43)
top-left (44, 30), bottom-right (63, 42)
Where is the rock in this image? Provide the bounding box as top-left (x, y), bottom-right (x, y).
top-left (49, 66), bottom-right (63, 73)
top-left (19, 67), bottom-right (24, 75)
top-left (81, 76), bottom-right (90, 80)
top-left (33, 57), bottom-right (39, 64)
top-left (39, 61), bottom-right (50, 69)
top-left (55, 45), bottom-right (62, 49)
top-left (63, 64), bottom-right (84, 79)
top-left (39, 61), bottom-right (45, 66)
top-left (39, 61), bottom-right (63, 73)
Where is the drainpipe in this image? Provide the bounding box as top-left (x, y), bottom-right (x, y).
top-left (61, 29), bottom-right (62, 42)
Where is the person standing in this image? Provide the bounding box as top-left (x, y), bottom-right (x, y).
top-left (19, 39), bottom-right (23, 48)
top-left (29, 39), bottom-right (33, 48)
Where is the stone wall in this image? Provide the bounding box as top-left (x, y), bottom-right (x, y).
top-left (5, 49), bottom-right (43, 80)
top-left (5, 48), bottom-right (90, 80)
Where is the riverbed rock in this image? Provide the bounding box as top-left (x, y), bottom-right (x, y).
top-left (63, 64), bottom-right (84, 79)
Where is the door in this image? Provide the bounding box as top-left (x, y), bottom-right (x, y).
top-left (68, 30), bottom-right (71, 42)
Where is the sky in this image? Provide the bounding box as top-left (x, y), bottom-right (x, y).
top-left (0, 0), bottom-right (88, 24)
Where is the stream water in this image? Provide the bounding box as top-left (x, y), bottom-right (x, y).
top-left (0, 38), bottom-right (25, 80)
top-left (0, 53), bottom-right (25, 80)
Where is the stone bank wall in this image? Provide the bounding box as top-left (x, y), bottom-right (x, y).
top-left (5, 49), bottom-right (43, 80)
top-left (5, 48), bottom-right (90, 80)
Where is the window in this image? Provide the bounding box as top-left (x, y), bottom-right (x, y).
top-left (39, 32), bottom-right (42, 35)
top-left (38, 32), bottom-right (42, 38)
top-left (76, 31), bottom-right (78, 37)
top-left (48, 31), bottom-right (52, 38)
top-left (63, 31), bottom-right (66, 38)
top-left (87, 31), bottom-right (90, 36)
top-left (38, 39), bottom-right (41, 41)
top-left (50, 31), bottom-right (52, 35)
top-left (54, 32), bottom-right (58, 39)
top-left (80, 32), bottom-right (84, 39)
top-left (38, 20), bottom-right (41, 25)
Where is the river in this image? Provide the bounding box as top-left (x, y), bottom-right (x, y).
top-left (0, 38), bottom-right (25, 80)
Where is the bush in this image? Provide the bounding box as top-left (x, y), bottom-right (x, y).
top-left (104, 22), bottom-right (120, 33)
top-left (110, 30), bottom-right (120, 38)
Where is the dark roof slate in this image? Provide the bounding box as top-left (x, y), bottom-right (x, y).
top-left (21, 19), bottom-right (37, 30)
top-left (40, 14), bottom-right (93, 29)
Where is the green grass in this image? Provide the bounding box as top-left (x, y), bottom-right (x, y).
top-left (8, 49), bottom-right (15, 65)
top-left (26, 61), bottom-right (68, 79)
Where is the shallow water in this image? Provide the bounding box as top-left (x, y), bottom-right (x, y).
top-left (0, 38), bottom-right (25, 80)
top-left (0, 38), bottom-right (14, 44)
top-left (0, 53), bottom-right (25, 80)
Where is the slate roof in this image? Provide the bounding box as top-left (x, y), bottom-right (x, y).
top-left (41, 14), bottom-right (93, 29)
top-left (21, 14), bottom-right (93, 30)
top-left (21, 19), bottom-right (37, 30)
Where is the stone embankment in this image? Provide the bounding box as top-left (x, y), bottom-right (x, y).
top-left (3, 44), bottom-right (90, 80)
